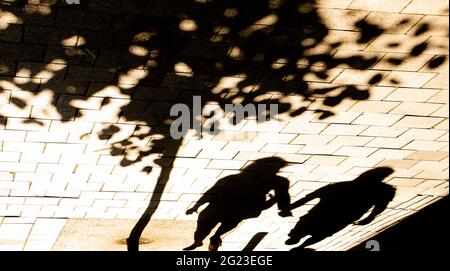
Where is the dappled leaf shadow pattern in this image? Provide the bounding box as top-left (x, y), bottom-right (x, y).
top-left (0, 0), bottom-right (447, 251)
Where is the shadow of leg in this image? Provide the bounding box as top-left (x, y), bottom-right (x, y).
top-left (290, 235), bottom-right (323, 251)
top-left (242, 232), bottom-right (268, 251)
top-left (184, 210), bottom-right (220, 251)
top-left (208, 219), bottom-right (240, 251)
top-left (183, 241), bottom-right (204, 251)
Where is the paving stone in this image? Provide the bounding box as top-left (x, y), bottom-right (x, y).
top-left (435, 119), bottom-right (449, 130)
top-left (403, 140), bottom-right (448, 151)
top-left (318, 9), bottom-right (369, 31)
top-left (393, 116), bottom-right (445, 128)
top-left (365, 33), bottom-right (429, 54)
top-left (407, 15), bottom-right (450, 37)
top-left (347, 100), bottom-right (400, 113)
top-left (391, 102), bottom-right (442, 116)
top-left (87, 0), bottom-right (148, 14)
top-left (426, 36), bottom-right (449, 55)
top-left (327, 135), bottom-right (374, 146)
top-left (352, 113), bottom-right (403, 126)
top-left (373, 53), bottom-right (434, 71)
top-left (261, 143), bottom-right (303, 154)
top-left (0, 5), bottom-right (55, 26)
top-left (206, 159), bottom-right (246, 170)
top-left (369, 148), bottom-right (414, 159)
top-left (0, 42), bottom-right (46, 62)
top-left (423, 73), bottom-right (449, 89)
top-left (379, 71), bottom-right (437, 88)
top-left (321, 124), bottom-right (368, 136)
top-left (415, 170), bottom-right (449, 179)
top-left (0, 23), bottom-right (22, 42)
top-left (431, 104), bottom-right (449, 118)
top-left (376, 159), bottom-right (419, 169)
top-left (282, 122), bottom-right (329, 134)
top-left (360, 126), bottom-right (408, 137)
top-left (315, 0), bottom-right (353, 8)
top-left (410, 160), bottom-right (449, 171)
top-left (333, 69), bottom-right (389, 85)
top-left (334, 146), bottom-right (378, 157)
top-left (55, 8), bottom-right (112, 30)
top-left (366, 137), bottom-right (412, 149)
top-left (384, 88), bottom-right (441, 102)
top-left (304, 155), bottom-right (347, 166)
top-left (24, 26), bottom-right (78, 46)
top-left (45, 46), bottom-right (97, 66)
top-left (420, 55), bottom-right (449, 73)
top-left (388, 177), bottom-right (425, 187)
top-left (365, 12), bottom-right (423, 34)
top-left (298, 145), bottom-right (341, 155)
top-left (302, 66), bottom-right (345, 83)
top-left (323, 30), bottom-right (370, 51)
top-left (436, 132), bottom-right (449, 142)
top-left (349, 0), bottom-right (412, 12)
top-left (331, 50), bottom-right (384, 69)
top-left (362, 86), bottom-right (396, 101)
top-left (313, 111), bottom-right (361, 124)
top-left (402, 0), bottom-right (449, 15)
top-left (253, 133), bottom-right (297, 144)
top-left (400, 128), bottom-right (447, 141)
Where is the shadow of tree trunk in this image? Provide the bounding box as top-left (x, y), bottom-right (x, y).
top-left (127, 138), bottom-right (182, 251)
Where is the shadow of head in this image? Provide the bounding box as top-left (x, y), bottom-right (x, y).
top-left (241, 156), bottom-right (289, 174)
top-left (354, 167), bottom-right (394, 184)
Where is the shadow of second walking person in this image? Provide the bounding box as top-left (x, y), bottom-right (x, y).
top-left (184, 157), bottom-right (293, 251)
top-left (286, 167), bottom-right (396, 251)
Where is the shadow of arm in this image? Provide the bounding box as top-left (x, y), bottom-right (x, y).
top-left (275, 178), bottom-right (293, 217)
top-left (355, 186), bottom-right (396, 225)
top-left (289, 190), bottom-right (320, 211)
top-left (186, 192), bottom-right (214, 214)
top-left (186, 178), bottom-right (228, 214)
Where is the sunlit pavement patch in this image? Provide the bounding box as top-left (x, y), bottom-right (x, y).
top-left (53, 219), bottom-right (198, 251)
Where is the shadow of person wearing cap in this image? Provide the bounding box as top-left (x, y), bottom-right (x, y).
top-left (184, 157), bottom-right (293, 251)
top-left (286, 167), bottom-right (396, 251)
